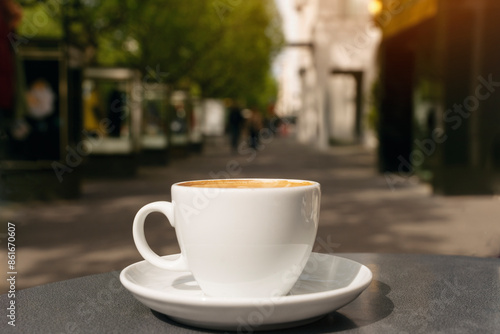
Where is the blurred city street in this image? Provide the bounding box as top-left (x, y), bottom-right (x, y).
top-left (2, 1), bottom-right (500, 332)
top-left (1, 133), bottom-right (499, 293)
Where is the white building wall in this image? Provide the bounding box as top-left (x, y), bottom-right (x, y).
top-left (277, 0), bottom-right (381, 148)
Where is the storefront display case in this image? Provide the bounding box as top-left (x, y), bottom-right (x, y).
top-left (140, 83), bottom-right (170, 165)
top-left (81, 68), bottom-right (142, 177)
top-left (168, 90), bottom-right (204, 157)
top-left (168, 90), bottom-right (191, 158)
top-left (0, 40), bottom-right (81, 200)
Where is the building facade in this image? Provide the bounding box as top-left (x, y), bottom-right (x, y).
top-left (276, 0), bottom-right (381, 148)
top-left (375, 0), bottom-right (500, 194)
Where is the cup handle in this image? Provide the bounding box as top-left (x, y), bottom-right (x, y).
top-left (132, 201), bottom-right (189, 271)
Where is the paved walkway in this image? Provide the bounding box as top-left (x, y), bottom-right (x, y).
top-left (1, 134), bottom-right (500, 292)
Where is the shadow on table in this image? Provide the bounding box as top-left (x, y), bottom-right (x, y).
top-left (151, 280), bottom-right (393, 333)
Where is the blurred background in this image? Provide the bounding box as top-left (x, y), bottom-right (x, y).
top-left (1, 0), bottom-right (500, 293)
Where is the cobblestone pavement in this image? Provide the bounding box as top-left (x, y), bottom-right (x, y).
top-left (1, 134), bottom-right (500, 292)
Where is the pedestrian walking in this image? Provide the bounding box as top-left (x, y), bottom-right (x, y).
top-left (248, 109), bottom-right (263, 150)
top-left (228, 101), bottom-right (243, 153)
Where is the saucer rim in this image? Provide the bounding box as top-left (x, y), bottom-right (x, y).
top-left (120, 252), bottom-right (373, 307)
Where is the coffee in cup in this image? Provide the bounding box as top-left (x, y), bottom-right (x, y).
top-left (132, 178), bottom-right (320, 298)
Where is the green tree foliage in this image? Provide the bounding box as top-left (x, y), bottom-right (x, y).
top-left (17, 0), bottom-right (283, 107)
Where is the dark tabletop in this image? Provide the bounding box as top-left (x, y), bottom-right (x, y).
top-left (1, 253), bottom-right (499, 333)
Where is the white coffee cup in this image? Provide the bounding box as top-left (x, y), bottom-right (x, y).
top-left (132, 178), bottom-right (320, 298)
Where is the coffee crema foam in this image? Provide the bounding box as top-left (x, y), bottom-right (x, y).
top-left (178, 179), bottom-right (314, 188)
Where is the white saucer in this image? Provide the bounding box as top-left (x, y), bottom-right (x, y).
top-left (120, 252), bottom-right (372, 331)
